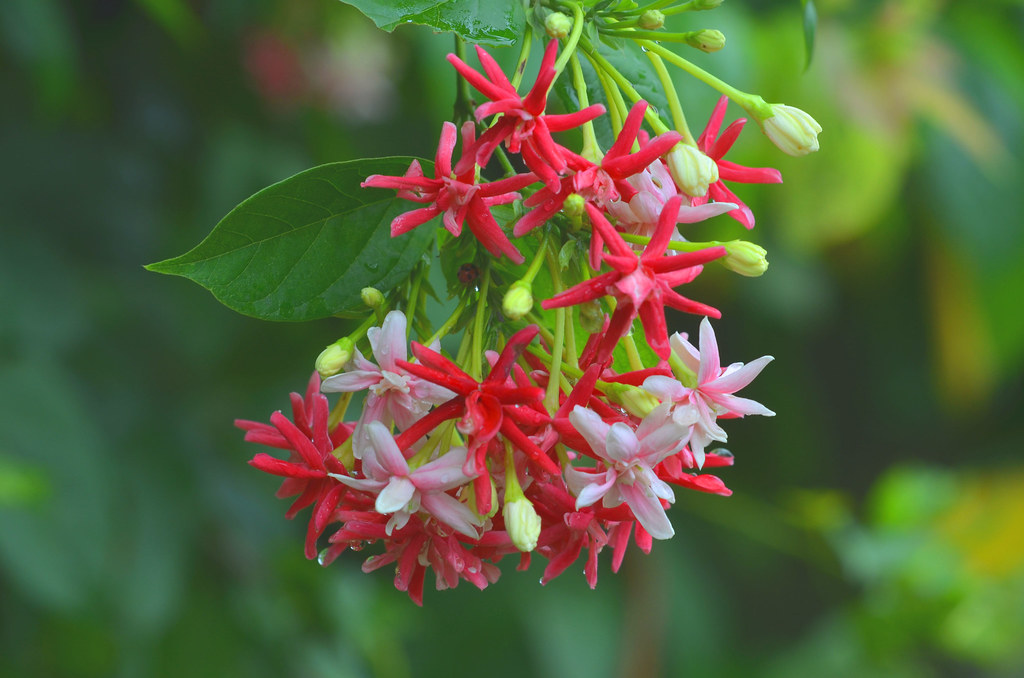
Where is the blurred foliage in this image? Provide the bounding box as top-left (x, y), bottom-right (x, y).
top-left (1, 0), bottom-right (1022, 676)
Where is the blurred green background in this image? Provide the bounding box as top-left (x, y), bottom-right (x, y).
top-left (2, 0), bottom-right (1023, 676)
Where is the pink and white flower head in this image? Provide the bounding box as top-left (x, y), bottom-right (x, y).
top-left (330, 420), bottom-right (483, 538)
top-left (606, 158), bottom-right (739, 241)
top-left (321, 310), bottom-right (454, 436)
top-left (642, 317), bottom-right (774, 468)
top-left (564, 403), bottom-right (689, 540)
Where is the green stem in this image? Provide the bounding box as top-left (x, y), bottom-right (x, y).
top-left (424, 294), bottom-right (471, 348)
top-left (623, 331), bottom-right (645, 371)
top-left (639, 40), bottom-right (760, 111)
top-left (522, 237), bottom-right (549, 285)
top-left (553, 2), bottom-right (586, 78)
top-left (580, 37), bottom-right (671, 134)
top-left (600, 29), bottom-right (711, 44)
top-left (494, 145), bottom-right (518, 178)
top-left (544, 248), bottom-right (567, 414)
top-left (470, 266), bottom-right (491, 381)
top-left (587, 52), bottom-right (626, 136)
top-left (619, 231), bottom-right (727, 252)
top-left (569, 53), bottom-right (601, 160)
top-left (646, 49), bottom-right (695, 145)
top-left (511, 23), bottom-right (533, 90)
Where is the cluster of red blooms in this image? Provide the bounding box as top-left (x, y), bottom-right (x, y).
top-left (238, 40), bottom-right (788, 604)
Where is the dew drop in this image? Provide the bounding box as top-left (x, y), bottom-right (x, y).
top-left (640, 45), bottom-right (649, 52)
top-left (317, 548), bottom-right (330, 566)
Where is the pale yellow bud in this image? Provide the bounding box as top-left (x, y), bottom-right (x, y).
top-left (502, 280), bottom-right (534, 321)
top-left (315, 337), bottom-right (354, 378)
top-left (638, 10), bottom-right (665, 30)
top-left (666, 143), bottom-right (719, 198)
top-left (609, 384), bottom-right (661, 418)
top-left (361, 287), bottom-right (384, 308)
top-left (544, 11), bottom-right (572, 40)
top-left (723, 241), bottom-right (769, 277)
top-left (578, 299), bottom-right (605, 334)
top-left (687, 29), bottom-right (726, 53)
top-left (759, 104), bottom-right (821, 156)
top-left (503, 498), bottom-right (542, 552)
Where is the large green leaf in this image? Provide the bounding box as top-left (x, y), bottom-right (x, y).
top-left (146, 158), bottom-right (435, 321)
top-left (340, 0), bottom-right (525, 46)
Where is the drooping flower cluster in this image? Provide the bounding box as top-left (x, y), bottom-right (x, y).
top-left (240, 13), bottom-right (819, 604)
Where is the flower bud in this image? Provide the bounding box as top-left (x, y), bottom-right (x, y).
top-left (723, 241), bottom-right (769, 277)
top-left (638, 10), bottom-right (665, 30)
top-left (578, 299), bottom-right (605, 334)
top-left (758, 104), bottom-right (821, 156)
top-left (544, 11), bottom-right (572, 40)
top-left (693, 0), bottom-right (723, 9)
top-left (666, 143), bottom-right (719, 198)
top-left (686, 29), bottom-right (726, 53)
top-left (609, 384), bottom-right (661, 418)
top-left (502, 280), bottom-right (534, 321)
top-left (361, 287), bottom-right (384, 308)
top-left (315, 337), bottom-right (354, 378)
top-left (503, 498), bottom-right (542, 552)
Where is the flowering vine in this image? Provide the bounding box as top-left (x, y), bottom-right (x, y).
top-left (151, 0), bottom-right (821, 605)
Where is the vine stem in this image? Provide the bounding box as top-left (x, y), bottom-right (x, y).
top-left (646, 49), bottom-right (695, 145)
top-left (580, 37), bottom-right (671, 134)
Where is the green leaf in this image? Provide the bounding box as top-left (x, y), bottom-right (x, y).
top-left (801, 0), bottom-right (817, 70)
top-left (340, 0), bottom-right (526, 46)
top-left (147, 158), bottom-right (435, 322)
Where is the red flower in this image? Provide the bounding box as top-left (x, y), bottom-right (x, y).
top-left (362, 121), bottom-right (535, 263)
top-left (693, 96), bottom-right (783, 229)
top-left (448, 40), bottom-right (605, 191)
top-left (542, 197), bottom-right (726, 363)
top-left (236, 373), bottom-right (353, 559)
top-left (513, 100), bottom-right (682, 266)
top-left (394, 326), bottom-right (559, 514)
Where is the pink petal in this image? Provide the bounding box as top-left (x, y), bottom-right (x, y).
top-left (376, 476), bottom-right (416, 514)
top-left (420, 492), bottom-right (482, 538)
top-left (618, 483), bottom-right (674, 539)
top-left (365, 421), bottom-right (409, 477)
top-left (696, 317), bottom-right (722, 386)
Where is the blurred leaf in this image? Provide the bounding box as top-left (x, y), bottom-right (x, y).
top-left (340, 0), bottom-right (526, 46)
top-left (133, 0), bottom-right (202, 47)
top-left (147, 158), bottom-right (436, 322)
top-left (0, 455), bottom-right (50, 507)
top-left (0, 0), bottom-right (77, 113)
top-left (801, 0), bottom-right (817, 71)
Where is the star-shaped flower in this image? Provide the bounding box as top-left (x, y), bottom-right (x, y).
top-left (692, 96), bottom-right (783, 229)
top-left (362, 121), bottom-right (535, 263)
top-left (542, 197), bottom-right (726, 364)
top-left (448, 40), bottom-right (605, 190)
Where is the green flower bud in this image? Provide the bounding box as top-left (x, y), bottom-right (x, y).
top-left (686, 29), bottom-right (726, 53)
top-left (693, 0), bottom-right (724, 9)
top-left (503, 498), bottom-right (542, 552)
top-left (608, 384), bottom-right (661, 418)
top-left (502, 280), bottom-right (534, 321)
top-left (666, 142), bottom-right (718, 198)
top-left (638, 9), bottom-right (665, 30)
top-left (563, 193), bottom-right (586, 219)
top-left (361, 287), bottom-right (385, 308)
top-left (723, 241), bottom-right (769, 277)
top-left (545, 11), bottom-right (572, 40)
top-left (758, 104), bottom-right (821, 156)
top-left (579, 299), bottom-right (605, 334)
top-left (315, 337), bottom-right (354, 378)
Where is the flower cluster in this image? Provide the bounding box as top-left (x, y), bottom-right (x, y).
top-left (240, 17), bottom-right (818, 604)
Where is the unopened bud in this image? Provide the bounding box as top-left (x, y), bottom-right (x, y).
top-left (666, 143), bottom-right (719, 198)
top-left (361, 287), bottom-right (384, 308)
top-left (503, 498), bottom-right (542, 552)
top-left (693, 0), bottom-right (724, 9)
top-left (686, 29), bottom-right (726, 53)
top-left (316, 337), bottom-right (354, 378)
top-left (723, 241), bottom-right (769, 277)
top-left (464, 479), bottom-right (499, 519)
top-left (563, 193), bottom-right (586, 220)
top-left (758, 104), bottom-right (821, 156)
top-left (502, 280), bottom-right (534, 321)
top-left (544, 11), bottom-right (572, 40)
top-left (579, 299), bottom-right (605, 334)
top-left (609, 384), bottom-right (661, 418)
top-left (638, 10), bottom-right (665, 30)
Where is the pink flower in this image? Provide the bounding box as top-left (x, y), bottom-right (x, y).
top-left (330, 421), bottom-right (482, 538)
top-left (321, 310), bottom-right (454, 434)
top-left (361, 121), bottom-right (535, 263)
top-left (563, 404), bottom-right (690, 540)
top-left (542, 197), bottom-right (726, 364)
top-left (236, 373), bottom-right (352, 559)
top-left (692, 96), bottom-right (783, 229)
top-left (642, 317), bottom-right (774, 467)
top-left (447, 40), bottom-right (605, 190)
